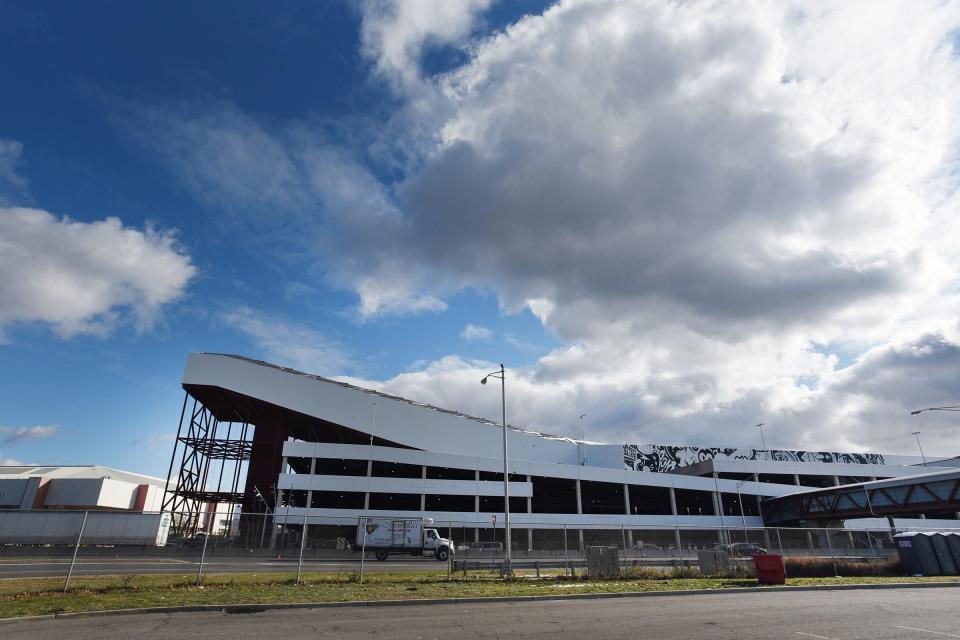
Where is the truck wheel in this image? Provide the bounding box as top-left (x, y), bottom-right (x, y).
top-left (435, 547), bottom-right (449, 562)
top-left (376, 550), bottom-right (388, 561)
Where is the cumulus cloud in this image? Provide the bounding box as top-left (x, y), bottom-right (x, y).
top-left (0, 425), bottom-right (59, 446)
top-left (0, 207), bottom-right (195, 339)
top-left (222, 306), bottom-right (354, 376)
top-left (461, 323), bottom-right (492, 341)
top-left (118, 0), bottom-right (960, 453)
top-left (338, 0), bottom-right (960, 455)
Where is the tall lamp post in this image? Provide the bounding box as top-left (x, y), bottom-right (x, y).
top-left (578, 413), bottom-right (586, 466)
top-left (909, 431), bottom-right (927, 465)
top-left (481, 364), bottom-right (511, 575)
top-left (910, 406), bottom-right (960, 415)
top-left (756, 423), bottom-right (767, 459)
top-left (735, 479), bottom-right (749, 541)
top-left (910, 406), bottom-right (958, 465)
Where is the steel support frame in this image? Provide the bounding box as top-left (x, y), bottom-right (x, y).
top-left (162, 391), bottom-right (253, 537)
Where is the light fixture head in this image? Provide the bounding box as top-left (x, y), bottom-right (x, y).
top-left (480, 377), bottom-right (487, 385)
top-left (910, 410), bottom-right (922, 415)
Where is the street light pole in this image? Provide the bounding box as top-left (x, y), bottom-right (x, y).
top-left (736, 480), bottom-right (749, 542)
top-left (579, 414), bottom-right (586, 466)
top-left (756, 423), bottom-right (767, 459)
top-left (910, 406), bottom-right (960, 415)
top-left (910, 431), bottom-right (927, 464)
top-left (482, 364), bottom-right (511, 575)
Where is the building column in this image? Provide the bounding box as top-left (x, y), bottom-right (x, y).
top-left (793, 474), bottom-right (801, 486)
top-left (711, 473), bottom-right (726, 544)
top-left (420, 465), bottom-right (426, 514)
top-left (623, 483), bottom-right (633, 547)
top-left (474, 470), bottom-right (480, 543)
top-left (669, 487), bottom-right (682, 551)
top-left (754, 474), bottom-right (771, 548)
top-left (527, 475), bottom-right (534, 551)
top-left (576, 478), bottom-right (584, 550)
top-left (270, 455), bottom-right (289, 550)
top-left (303, 457), bottom-right (315, 551)
top-left (711, 490), bottom-right (725, 544)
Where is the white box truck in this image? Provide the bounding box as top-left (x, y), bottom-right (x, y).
top-left (356, 517), bottom-right (454, 561)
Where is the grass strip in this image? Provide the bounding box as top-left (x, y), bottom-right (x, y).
top-left (0, 571), bottom-right (956, 619)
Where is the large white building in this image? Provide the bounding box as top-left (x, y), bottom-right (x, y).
top-left (163, 353), bottom-right (958, 545)
top-left (0, 465), bottom-right (168, 512)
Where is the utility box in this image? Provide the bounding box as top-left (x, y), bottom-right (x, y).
top-left (752, 554), bottom-right (786, 585)
top-left (698, 549), bottom-right (733, 575)
top-left (895, 533), bottom-right (942, 576)
top-left (585, 546), bottom-right (620, 578)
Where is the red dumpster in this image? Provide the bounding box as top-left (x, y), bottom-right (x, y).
top-left (752, 553), bottom-right (786, 585)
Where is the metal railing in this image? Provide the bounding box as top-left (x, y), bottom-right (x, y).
top-left (0, 509), bottom-right (955, 588)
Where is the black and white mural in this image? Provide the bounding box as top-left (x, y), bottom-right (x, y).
top-left (623, 444), bottom-right (886, 473)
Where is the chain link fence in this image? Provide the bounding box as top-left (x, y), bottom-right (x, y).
top-left (1, 509), bottom-right (954, 589)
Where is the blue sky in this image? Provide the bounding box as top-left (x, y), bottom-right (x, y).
top-left (0, 1), bottom-right (559, 475)
top-left (2, 0), bottom-right (959, 475)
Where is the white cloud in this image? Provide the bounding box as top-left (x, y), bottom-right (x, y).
top-left (0, 139), bottom-right (28, 203)
top-left (339, 0), bottom-right (960, 455)
top-left (461, 323), bottom-right (492, 341)
top-left (0, 207), bottom-right (195, 339)
top-left (117, 0), bottom-right (960, 454)
top-left (221, 306), bottom-right (354, 376)
top-left (0, 425), bottom-right (59, 446)
top-left (0, 457), bottom-right (25, 466)
top-left (132, 433), bottom-right (175, 449)
top-left (360, 0), bottom-right (493, 89)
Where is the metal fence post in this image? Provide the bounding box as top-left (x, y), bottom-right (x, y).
top-left (296, 511), bottom-right (307, 585)
top-left (824, 528), bottom-right (838, 577)
top-left (359, 516), bottom-right (367, 585)
top-left (563, 524), bottom-right (569, 577)
top-left (196, 518), bottom-right (210, 587)
top-left (620, 524), bottom-right (627, 573)
top-left (775, 528), bottom-right (783, 555)
top-left (63, 510), bottom-right (88, 593)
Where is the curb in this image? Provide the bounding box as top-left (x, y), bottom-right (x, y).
top-left (2, 581), bottom-right (960, 623)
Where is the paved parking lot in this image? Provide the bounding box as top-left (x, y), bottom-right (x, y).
top-left (2, 586), bottom-right (958, 639)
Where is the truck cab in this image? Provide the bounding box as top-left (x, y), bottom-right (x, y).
top-left (423, 528), bottom-right (454, 561)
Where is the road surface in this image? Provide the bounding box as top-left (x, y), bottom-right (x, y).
top-left (1, 586), bottom-right (958, 639)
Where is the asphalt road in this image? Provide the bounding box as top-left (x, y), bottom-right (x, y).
top-left (2, 587), bottom-right (959, 639)
top-left (0, 556), bottom-right (438, 578)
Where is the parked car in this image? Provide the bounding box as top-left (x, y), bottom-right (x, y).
top-left (716, 542), bottom-right (767, 557)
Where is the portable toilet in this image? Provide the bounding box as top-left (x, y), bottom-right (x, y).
top-left (929, 534), bottom-right (958, 575)
top-left (945, 533), bottom-right (960, 568)
top-left (894, 532), bottom-right (942, 576)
